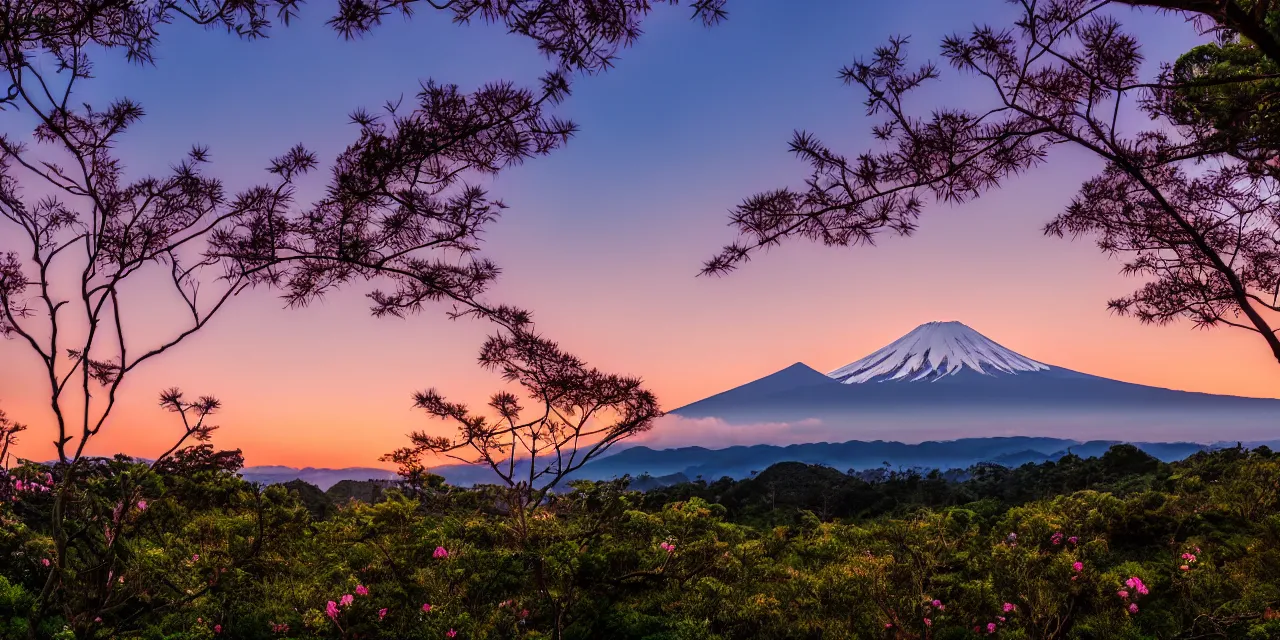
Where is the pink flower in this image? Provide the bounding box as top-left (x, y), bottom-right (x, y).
top-left (214, 625), bottom-right (221, 634)
top-left (1002, 602), bottom-right (1014, 613)
top-left (433, 546), bottom-right (449, 559)
top-left (519, 609), bottom-right (529, 619)
top-left (41, 558), bottom-right (50, 567)
top-left (192, 554), bottom-right (199, 562)
top-left (446, 630), bottom-right (457, 638)
top-left (378, 608), bottom-right (387, 621)
top-left (1124, 576), bottom-right (1149, 595)
top-left (1068, 536), bottom-right (1078, 545)
top-left (1072, 562), bottom-right (1083, 572)
top-left (931, 599), bottom-right (942, 608)
top-left (659, 542), bottom-right (675, 553)
top-left (1118, 590), bottom-right (1129, 599)
top-left (1180, 564), bottom-right (1190, 571)
top-left (998, 616), bottom-right (1006, 622)
top-left (1182, 553), bottom-right (1196, 562)
top-left (1051, 532), bottom-right (1064, 545)
top-left (325, 601), bottom-right (339, 620)
top-left (1129, 603), bottom-right (1139, 614)
top-left (356, 585), bottom-right (369, 596)
top-left (422, 603), bottom-right (433, 613)
top-left (137, 500), bottom-right (147, 510)
top-left (884, 623), bottom-right (893, 628)
top-left (987, 622), bottom-right (997, 633)
top-left (924, 618), bottom-right (932, 627)
top-left (340, 594), bottom-right (354, 607)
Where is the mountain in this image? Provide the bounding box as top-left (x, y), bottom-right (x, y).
top-left (569, 437), bottom-right (1210, 482)
top-left (240, 466), bottom-right (398, 490)
top-left (670, 321), bottom-right (1280, 442)
top-left (828, 321), bottom-right (1050, 382)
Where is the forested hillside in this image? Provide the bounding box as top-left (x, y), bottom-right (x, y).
top-left (5, 444), bottom-right (1280, 638)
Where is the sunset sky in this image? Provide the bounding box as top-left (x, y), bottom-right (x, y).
top-left (3, 1), bottom-right (1277, 469)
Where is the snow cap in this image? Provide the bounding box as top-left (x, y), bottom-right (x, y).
top-left (827, 321), bottom-right (1049, 383)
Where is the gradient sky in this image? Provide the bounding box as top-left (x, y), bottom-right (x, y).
top-left (3, 1), bottom-right (1277, 469)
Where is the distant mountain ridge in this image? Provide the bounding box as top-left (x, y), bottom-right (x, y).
top-left (238, 437), bottom-right (1280, 491)
top-left (571, 437), bottom-right (1213, 483)
top-left (240, 466), bottom-right (397, 490)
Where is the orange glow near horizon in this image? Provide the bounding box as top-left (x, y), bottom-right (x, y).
top-left (3, 307), bottom-right (1279, 470)
top-left (5, 196), bottom-right (1279, 470)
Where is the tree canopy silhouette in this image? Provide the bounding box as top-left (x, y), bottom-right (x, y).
top-left (705, 0), bottom-right (1280, 366)
top-left (383, 329), bottom-right (661, 512)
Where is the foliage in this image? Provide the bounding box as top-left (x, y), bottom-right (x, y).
top-left (4, 443), bottom-right (1280, 638)
top-left (383, 331), bottom-right (663, 514)
top-left (704, 0), bottom-right (1280, 367)
top-left (0, 407), bottom-right (25, 470)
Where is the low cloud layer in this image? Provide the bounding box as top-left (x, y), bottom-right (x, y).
top-left (630, 414), bottom-right (835, 449)
top-left (627, 409), bottom-right (1273, 451)
top-left (627, 412), bottom-right (1051, 450)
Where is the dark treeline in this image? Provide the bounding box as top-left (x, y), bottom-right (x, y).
top-left (636, 443), bottom-right (1214, 526)
top-left (285, 443), bottom-right (1189, 524)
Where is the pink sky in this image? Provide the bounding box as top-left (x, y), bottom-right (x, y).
top-left (2, 2), bottom-right (1277, 468)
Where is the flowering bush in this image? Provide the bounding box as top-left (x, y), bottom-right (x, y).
top-left (3, 445), bottom-right (1280, 638)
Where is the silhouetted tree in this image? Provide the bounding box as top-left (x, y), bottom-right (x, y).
top-left (0, 0), bottom-right (726, 633)
top-left (152, 388), bottom-right (221, 468)
top-left (704, 0), bottom-right (1280, 365)
top-left (1117, 0), bottom-right (1280, 65)
top-left (151, 442), bottom-right (245, 477)
top-left (0, 404), bottom-right (26, 469)
top-left (383, 329), bottom-right (661, 512)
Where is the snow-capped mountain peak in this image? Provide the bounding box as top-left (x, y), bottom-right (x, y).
top-left (827, 321), bottom-right (1050, 383)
